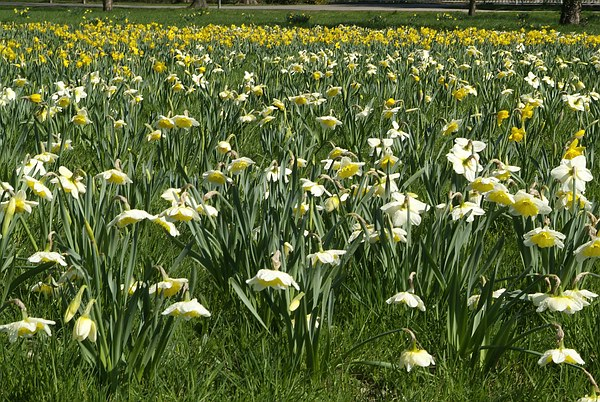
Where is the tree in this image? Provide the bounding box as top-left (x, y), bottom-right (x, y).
top-left (560, 0), bottom-right (582, 24)
top-left (468, 0), bottom-right (476, 16)
top-left (189, 0), bottom-right (207, 8)
top-left (103, 0), bottom-right (113, 11)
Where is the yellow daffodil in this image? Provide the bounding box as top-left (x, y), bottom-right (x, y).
top-left (509, 126), bottom-right (525, 143)
top-left (496, 110), bottom-right (509, 126)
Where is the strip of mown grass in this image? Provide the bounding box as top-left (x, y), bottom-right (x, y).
top-left (1, 6), bottom-right (600, 33)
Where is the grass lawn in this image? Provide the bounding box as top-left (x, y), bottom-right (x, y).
top-left (0, 5), bottom-right (600, 33)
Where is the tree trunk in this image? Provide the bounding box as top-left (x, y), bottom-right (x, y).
top-left (468, 0), bottom-right (476, 16)
top-left (241, 0), bottom-right (258, 4)
top-left (103, 0), bottom-right (113, 11)
top-left (560, 0), bottom-right (582, 24)
top-left (189, 0), bottom-right (207, 8)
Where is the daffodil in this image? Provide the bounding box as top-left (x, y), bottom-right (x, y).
top-left (538, 347), bottom-right (585, 366)
top-left (246, 269), bottom-right (300, 291)
top-left (381, 192), bottom-right (430, 227)
top-left (161, 298), bottom-right (211, 320)
top-left (509, 126), bottom-right (525, 143)
top-left (468, 177), bottom-right (499, 193)
top-left (151, 216), bottom-right (180, 237)
top-left (172, 111), bottom-right (199, 129)
top-left (523, 226), bottom-right (566, 248)
top-left (161, 204), bottom-right (199, 222)
top-left (265, 162), bottom-right (292, 183)
top-left (496, 110), bottom-right (510, 126)
top-left (563, 139), bottom-right (585, 160)
top-left (301, 179), bottom-right (330, 197)
top-left (203, 170), bottom-right (231, 186)
top-left (227, 157), bottom-right (255, 175)
top-left (30, 281), bottom-right (58, 298)
top-left (563, 288), bottom-right (598, 304)
top-left (24, 176), bottom-right (53, 201)
top-left (195, 203), bottom-right (218, 218)
top-left (386, 291), bottom-right (426, 311)
top-left (28, 251), bottom-right (67, 266)
top-left (325, 86), bottom-right (342, 97)
top-left (446, 150), bottom-right (482, 182)
top-left (0, 190), bottom-right (38, 214)
top-left (0, 316), bottom-right (56, 343)
top-left (399, 348), bottom-right (435, 372)
top-left (50, 166), bottom-right (86, 199)
top-left (574, 237), bottom-right (600, 262)
top-left (441, 119), bottom-right (461, 136)
top-left (307, 249), bottom-right (346, 266)
top-left (96, 168), bottom-right (133, 185)
top-left (335, 157), bottom-right (364, 179)
top-left (108, 209), bottom-right (156, 228)
top-left (149, 275), bottom-right (188, 297)
top-left (467, 288), bottom-right (506, 310)
top-left (157, 115), bottom-right (175, 129)
top-left (530, 293), bottom-right (584, 314)
top-left (316, 114), bottom-right (342, 130)
top-left (450, 201), bottom-right (485, 222)
top-left (73, 309), bottom-right (97, 343)
top-left (27, 93), bottom-right (43, 103)
top-left (71, 108), bottom-right (91, 125)
top-left (509, 190), bottom-right (551, 218)
top-left (550, 155), bottom-right (593, 193)
top-left (64, 285), bottom-right (87, 323)
top-left (491, 160), bottom-right (520, 181)
top-left (18, 158), bottom-right (46, 177)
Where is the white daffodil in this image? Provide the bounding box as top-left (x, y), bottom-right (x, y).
top-left (386, 291), bottom-right (426, 311)
top-left (246, 269), bottom-right (300, 291)
top-left (529, 293), bottom-right (585, 314)
top-left (108, 209), bottom-right (156, 228)
top-left (381, 192), bottom-right (430, 227)
top-left (446, 150), bottom-right (482, 182)
top-left (73, 315), bottom-right (97, 343)
top-left (24, 176), bottom-right (53, 201)
top-left (51, 166), bottom-right (86, 199)
top-left (399, 348), bottom-right (435, 372)
top-left (316, 115), bottom-right (342, 130)
top-left (307, 249), bottom-right (346, 266)
top-left (0, 316), bottom-right (56, 343)
top-left (149, 276), bottom-right (188, 297)
top-left (301, 179), bottom-right (330, 197)
top-left (538, 347), bottom-right (585, 366)
top-left (96, 169), bottom-right (133, 185)
top-left (227, 157), bottom-right (255, 175)
top-left (509, 190), bottom-right (551, 218)
top-left (28, 251), bottom-right (67, 266)
top-left (550, 155), bottom-right (593, 193)
top-left (523, 226), bottom-right (566, 249)
top-left (574, 237), bottom-right (600, 262)
top-left (450, 202), bottom-right (485, 222)
top-left (162, 298), bottom-right (211, 320)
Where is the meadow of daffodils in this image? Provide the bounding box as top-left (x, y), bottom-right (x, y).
top-left (1, 20), bottom-right (600, 399)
